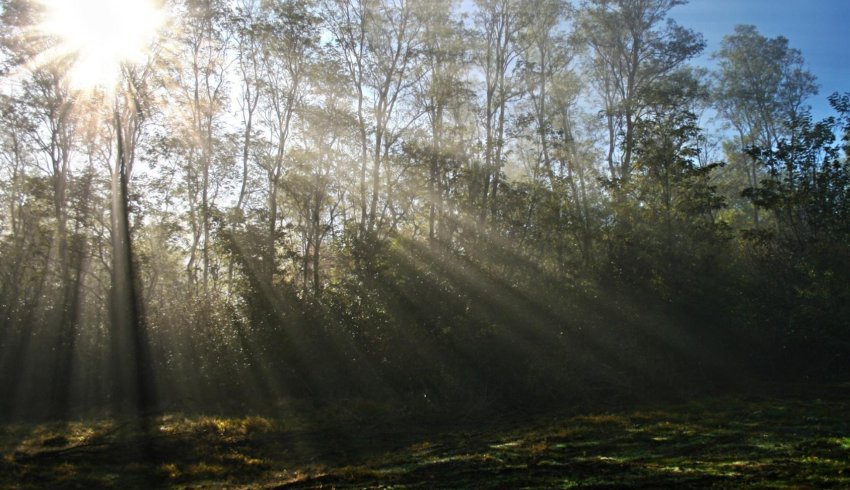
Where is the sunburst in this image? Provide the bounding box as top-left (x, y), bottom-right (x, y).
top-left (35, 0), bottom-right (165, 90)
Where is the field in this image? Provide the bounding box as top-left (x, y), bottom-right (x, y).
top-left (2, 391), bottom-right (850, 489)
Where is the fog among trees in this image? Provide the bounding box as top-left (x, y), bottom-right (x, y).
top-left (0, 1), bottom-right (849, 485)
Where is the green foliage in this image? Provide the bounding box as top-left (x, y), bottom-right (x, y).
top-left (734, 95), bottom-right (850, 377)
top-left (0, 0), bottom-right (848, 433)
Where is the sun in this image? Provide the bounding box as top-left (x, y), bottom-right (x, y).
top-left (36, 0), bottom-right (165, 89)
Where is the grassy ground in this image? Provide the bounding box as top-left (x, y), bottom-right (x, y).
top-left (1, 392), bottom-right (850, 489)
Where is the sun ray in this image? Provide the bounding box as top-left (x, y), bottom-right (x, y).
top-left (35, 0), bottom-right (165, 90)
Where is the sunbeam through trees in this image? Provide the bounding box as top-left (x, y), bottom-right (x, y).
top-left (0, 0), bottom-right (849, 487)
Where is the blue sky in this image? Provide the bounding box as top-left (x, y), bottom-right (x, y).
top-left (669, 0), bottom-right (850, 121)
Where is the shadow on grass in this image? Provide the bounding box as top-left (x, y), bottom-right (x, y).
top-left (2, 394), bottom-right (850, 489)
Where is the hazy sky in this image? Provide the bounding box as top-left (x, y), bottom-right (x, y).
top-left (669, 0), bottom-right (850, 121)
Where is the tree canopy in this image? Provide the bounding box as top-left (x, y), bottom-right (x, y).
top-left (0, 0), bottom-right (848, 421)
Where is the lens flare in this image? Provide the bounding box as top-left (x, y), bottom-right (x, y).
top-left (36, 0), bottom-right (164, 89)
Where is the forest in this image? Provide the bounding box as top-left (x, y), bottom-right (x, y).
top-left (1, 0), bottom-right (849, 487)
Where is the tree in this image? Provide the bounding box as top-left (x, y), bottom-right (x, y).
top-left (256, 0), bottom-right (318, 287)
top-left (0, 1), bottom-right (86, 415)
top-left (475, 0), bottom-right (522, 222)
top-left (229, 0), bottom-right (264, 213)
top-left (744, 94), bottom-right (850, 246)
top-left (514, 0), bottom-right (599, 269)
top-left (169, 0), bottom-right (232, 295)
top-left (410, 0), bottom-right (470, 246)
top-left (109, 66), bottom-right (158, 415)
top-left (712, 24), bottom-right (818, 227)
top-left (740, 94), bottom-right (850, 375)
top-left (576, 0), bottom-right (704, 185)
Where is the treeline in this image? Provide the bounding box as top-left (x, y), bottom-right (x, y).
top-left (0, 0), bottom-right (849, 420)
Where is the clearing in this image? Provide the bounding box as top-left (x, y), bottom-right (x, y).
top-left (2, 392), bottom-right (849, 488)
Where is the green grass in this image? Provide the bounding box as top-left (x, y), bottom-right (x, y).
top-left (1, 394), bottom-right (849, 488)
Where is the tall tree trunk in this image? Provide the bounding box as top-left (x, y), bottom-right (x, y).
top-left (110, 104), bottom-right (155, 416)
